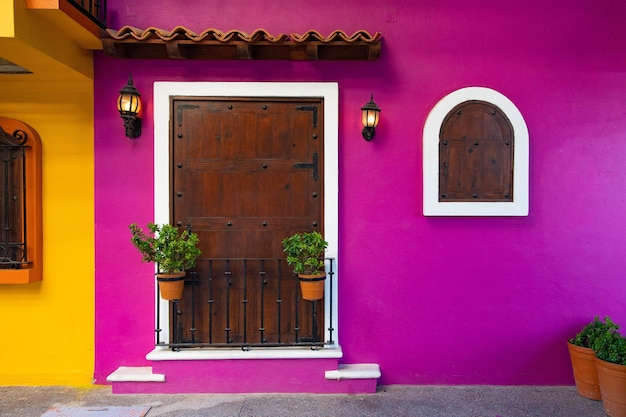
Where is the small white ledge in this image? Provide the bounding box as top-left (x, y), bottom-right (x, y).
top-left (106, 366), bottom-right (165, 382)
top-left (146, 345), bottom-right (343, 361)
top-left (325, 363), bottom-right (381, 380)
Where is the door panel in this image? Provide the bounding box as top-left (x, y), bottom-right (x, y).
top-left (171, 97), bottom-right (324, 344)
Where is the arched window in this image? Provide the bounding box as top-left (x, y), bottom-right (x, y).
top-left (423, 87), bottom-right (529, 216)
top-left (0, 117), bottom-right (42, 283)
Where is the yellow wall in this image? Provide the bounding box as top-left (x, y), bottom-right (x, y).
top-left (2, 0), bottom-right (93, 79)
top-left (0, 0), bottom-right (95, 385)
top-left (0, 81), bottom-right (94, 386)
top-left (0, 0), bottom-right (15, 37)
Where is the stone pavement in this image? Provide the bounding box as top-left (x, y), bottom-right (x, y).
top-left (0, 385), bottom-right (608, 417)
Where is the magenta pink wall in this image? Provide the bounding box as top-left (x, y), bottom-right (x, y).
top-left (95, 0), bottom-right (626, 386)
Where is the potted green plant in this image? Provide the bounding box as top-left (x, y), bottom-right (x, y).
top-left (129, 222), bottom-right (201, 301)
top-left (592, 321), bottom-right (626, 417)
top-left (282, 231), bottom-right (328, 301)
top-left (568, 316), bottom-right (619, 400)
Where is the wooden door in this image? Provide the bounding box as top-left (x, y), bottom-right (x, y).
top-left (171, 97), bottom-right (324, 345)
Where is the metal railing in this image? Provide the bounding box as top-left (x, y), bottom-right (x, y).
top-left (66, 0), bottom-right (107, 28)
top-left (156, 257), bottom-right (336, 351)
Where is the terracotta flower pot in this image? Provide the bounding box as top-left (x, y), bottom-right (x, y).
top-left (595, 356), bottom-right (626, 417)
top-left (567, 342), bottom-right (601, 400)
top-left (297, 273), bottom-right (326, 301)
top-left (156, 272), bottom-right (186, 301)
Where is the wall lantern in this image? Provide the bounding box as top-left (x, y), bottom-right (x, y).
top-left (361, 94), bottom-right (380, 141)
top-left (117, 75), bottom-right (142, 139)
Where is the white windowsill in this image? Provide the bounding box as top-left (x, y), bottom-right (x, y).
top-left (146, 344), bottom-right (343, 361)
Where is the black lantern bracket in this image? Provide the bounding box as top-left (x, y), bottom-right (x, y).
top-left (361, 94), bottom-right (381, 141)
top-left (118, 75), bottom-right (142, 139)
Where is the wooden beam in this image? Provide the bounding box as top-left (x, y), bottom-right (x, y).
top-left (368, 43), bottom-right (381, 61)
top-left (166, 42), bottom-right (187, 59)
top-left (306, 43), bottom-right (319, 60)
top-left (236, 43), bottom-right (252, 59)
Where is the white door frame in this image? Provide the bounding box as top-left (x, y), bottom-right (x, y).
top-left (150, 82), bottom-right (340, 359)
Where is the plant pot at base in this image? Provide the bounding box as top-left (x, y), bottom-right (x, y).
top-left (157, 272), bottom-right (186, 301)
top-left (567, 342), bottom-right (601, 400)
top-left (298, 273), bottom-right (326, 301)
top-left (595, 356), bottom-right (626, 417)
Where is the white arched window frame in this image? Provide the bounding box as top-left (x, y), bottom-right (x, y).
top-left (423, 87), bottom-right (529, 216)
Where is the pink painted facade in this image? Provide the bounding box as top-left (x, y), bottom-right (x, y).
top-left (95, 0), bottom-right (626, 390)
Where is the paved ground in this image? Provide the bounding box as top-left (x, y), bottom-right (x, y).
top-left (0, 385), bottom-right (608, 417)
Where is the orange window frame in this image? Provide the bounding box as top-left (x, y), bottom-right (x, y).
top-left (0, 117), bottom-right (42, 284)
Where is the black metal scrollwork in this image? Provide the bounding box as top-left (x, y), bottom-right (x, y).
top-left (0, 126), bottom-right (29, 268)
top-left (12, 130), bottom-right (28, 146)
top-left (0, 127), bottom-right (28, 146)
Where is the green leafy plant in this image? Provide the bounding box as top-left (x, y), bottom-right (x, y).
top-left (592, 326), bottom-right (626, 366)
top-left (282, 231), bottom-right (328, 275)
top-left (588, 316), bottom-right (626, 366)
top-left (129, 223), bottom-right (201, 274)
top-left (570, 316), bottom-right (620, 348)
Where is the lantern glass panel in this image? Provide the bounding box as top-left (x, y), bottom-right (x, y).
top-left (362, 109), bottom-right (379, 128)
top-left (118, 94), bottom-right (141, 115)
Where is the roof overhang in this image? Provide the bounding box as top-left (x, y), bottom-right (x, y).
top-left (102, 27), bottom-right (382, 61)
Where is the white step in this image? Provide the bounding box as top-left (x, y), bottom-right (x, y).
top-left (325, 363), bottom-right (381, 380)
top-left (106, 366), bottom-right (165, 383)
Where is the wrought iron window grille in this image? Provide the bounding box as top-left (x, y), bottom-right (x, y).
top-left (0, 127), bottom-right (29, 269)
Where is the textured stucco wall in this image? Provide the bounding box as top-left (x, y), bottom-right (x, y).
top-left (0, 1), bottom-right (95, 386)
top-left (0, 81), bottom-right (95, 385)
top-left (95, 0), bottom-right (626, 386)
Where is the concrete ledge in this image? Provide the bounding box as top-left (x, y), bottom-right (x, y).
top-left (106, 366), bottom-right (165, 383)
top-left (325, 363), bottom-right (381, 380)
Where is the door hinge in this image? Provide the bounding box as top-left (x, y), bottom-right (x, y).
top-left (295, 106), bottom-right (318, 129)
top-left (293, 151), bottom-right (318, 181)
top-left (176, 104), bottom-right (200, 127)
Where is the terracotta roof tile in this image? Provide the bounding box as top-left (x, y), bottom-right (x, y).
top-left (102, 27), bottom-right (381, 60)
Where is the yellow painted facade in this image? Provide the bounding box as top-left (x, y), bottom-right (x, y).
top-left (0, 0), bottom-right (96, 386)
top-left (0, 0), bottom-right (15, 37)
